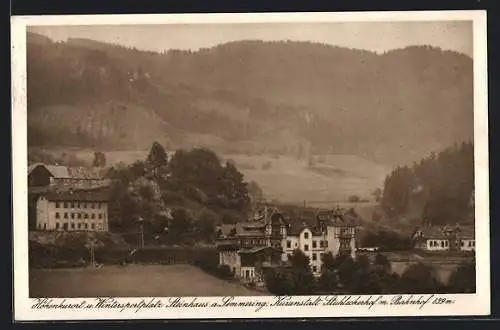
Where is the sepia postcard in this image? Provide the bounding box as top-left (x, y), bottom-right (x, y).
top-left (11, 10), bottom-right (489, 321)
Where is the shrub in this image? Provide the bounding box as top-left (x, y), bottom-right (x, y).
top-left (216, 265), bottom-right (234, 279)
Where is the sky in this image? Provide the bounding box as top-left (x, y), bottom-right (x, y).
top-left (30, 21), bottom-right (473, 57)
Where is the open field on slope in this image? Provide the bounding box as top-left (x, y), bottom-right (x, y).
top-left (35, 148), bottom-right (390, 205)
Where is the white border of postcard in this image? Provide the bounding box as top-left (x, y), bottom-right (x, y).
top-left (11, 10), bottom-right (489, 320)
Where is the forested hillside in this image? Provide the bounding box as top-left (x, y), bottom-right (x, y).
top-left (381, 141), bottom-right (474, 226)
top-left (27, 32), bottom-right (473, 166)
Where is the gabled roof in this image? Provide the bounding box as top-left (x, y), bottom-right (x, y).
top-left (413, 225), bottom-right (475, 240)
top-left (28, 163), bottom-right (107, 180)
top-left (287, 222), bottom-right (323, 236)
top-left (239, 246), bottom-right (282, 255)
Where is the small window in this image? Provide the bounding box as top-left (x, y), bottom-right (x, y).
top-left (43, 223), bottom-right (47, 230)
top-left (55, 212), bottom-right (60, 219)
top-left (91, 203), bottom-right (95, 209)
top-left (55, 202), bottom-right (60, 208)
top-left (91, 214), bottom-right (95, 219)
top-left (56, 222), bottom-right (60, 229)
top-left (441, 241), bottom-right (445, 248)
top-left (63, 202), bottom-right (68, 208)
top-left (78, 213), bottom-right (82, 219)
top-left (91, 223), bottom-right (95, 230)
top-left (84, 223), bottom-right (88, 229)
top-left (461, 241), bottom-right (464, 247)
top-left (312, 253), bottom-right (317, 261)
top-left (304, 244), bottom-right (309, 251)
top-left (312, 266), bottom-right (317, 272)
top-left (71, 213), bottom-right (75, 219)
top-left (472, 241), bottom-right (475, 247)
top-left (64, 213), bottom-right (68, 219)
top-left (84, 213), bottom-right (88, 219)
top-left (83, 203), bottom-right (87, 208)
top-left (320, 253), bottom-right (325, 261)
top-left (287, 253), bottom-right (292, 260)
top-left (286, 240), bottom-right (291, 248)
top-left (319, 241), bottom-right (324, 248)
top-left (98, 214), bottom-right (103, 219)
top-left (324, 241), bottom-right (328, 248)
top-left (71, 223), bottom-right (75, 229)
top-left (78, 223), bottom-right (81, 229)
top-left (304, 232), bottom-right (309, 239)
top-left (71, 202), bottom-right (75, 208)
top-left (312, 240), bottom-right (317, 248)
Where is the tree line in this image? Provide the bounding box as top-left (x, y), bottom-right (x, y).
top-left (107, 142), bottom-right (260, 245)
top-left (381, 141), bottom-right (474, 225)
top-left (264, 250), bottom-right (475, 295)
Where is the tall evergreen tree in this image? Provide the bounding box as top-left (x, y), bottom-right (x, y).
top-left (146, 141), bottom-right (168, 178)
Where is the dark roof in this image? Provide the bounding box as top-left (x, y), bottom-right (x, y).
top-left (28, 163), bottom-right (108, 180)
top-left (413, 225), bottom-right (475, 240)
top-left (219, 223), bottom-right (266, 238)
top-left (287, 222), bottom-right (323, 236)
top-left (42, 187), bottom-right (110, 202)
top-left (218, 207), bottom-right (360, 240)
top-left (239, 246), bottom-right (281, 254)
top-left (286, 207), bottom-right (359, 236)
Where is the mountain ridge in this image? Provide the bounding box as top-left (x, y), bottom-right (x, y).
top-left (27, 32), bottom-right (473, 167)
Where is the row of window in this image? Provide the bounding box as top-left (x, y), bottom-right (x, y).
top-left (37, 222), bottom-right (105, 230)
top-left (463, 240), bottom-right (476, 247)
top-left (429, 240), bottom-right (476, 248)
top-left (55, 212), bottom-right (105, 220)
top-left (55, 222), bottom-right (103, 230)
top-left (51, 178), bottom-right (101, 184)
top-left (286, 240), bottom-right (328, 249)
top-left (55, 202), bottom-right (105, 209)
top-left (242, 269), bottom-right (255, 279)
top-left (303, 230), bottom-right (352, 240)
top-left (287, 252), bottom-right (324, 262)
top-left (242, 239), bottom-right (267, 246)
top-left (429, 240), bottom-right (449, 248)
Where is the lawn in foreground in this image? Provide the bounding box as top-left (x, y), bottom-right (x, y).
top-left (30, 264), bottom-right (268, 297)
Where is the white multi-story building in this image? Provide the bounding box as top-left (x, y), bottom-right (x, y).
top-left (28, 163), bottom-right (111, 232)
top-left (35, 188), bottom-right (110, 232)
top-left (216, 206), bottom-right (358, 284)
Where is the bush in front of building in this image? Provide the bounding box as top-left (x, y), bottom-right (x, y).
top-left (395, 261), bottom-right (446, 294)
top-left (263, 249), bottom-right (316, 295)
top-left (191, 248), bottom-right (221, 275)
top-left (216, 264), bottom-right (234, 280)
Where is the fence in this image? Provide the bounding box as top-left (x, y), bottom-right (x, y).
top-left (29, 242), bottom-right (218, 269)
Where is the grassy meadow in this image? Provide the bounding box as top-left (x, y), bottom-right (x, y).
top-left (30, 264), bottom-right (267, 297)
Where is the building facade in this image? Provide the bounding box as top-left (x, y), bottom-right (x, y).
top-left (216, 206), bottom-right (358, 284)
top-left (412, 225), bottom-right (475, 252)
top-left (35, 188), bottom-right (110, 232)
top-left (28, 163), bottom-right (111, 232)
